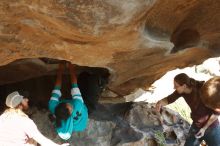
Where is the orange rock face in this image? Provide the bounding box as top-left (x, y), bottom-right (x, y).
top-left (0, 0), bottom-right (219, 97)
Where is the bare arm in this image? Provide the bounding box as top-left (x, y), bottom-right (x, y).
top-left (195, 114), bottom-right (219, 138)
top-left (54, 63), bottom-right (64, 87)
top-left (26, 119), bottom-right (69, 146)
top-left (48, 64), bottom-right (64, 114)
top-left (33, 129), bottom-right (69, 146)
top-left (68, 62), bottom-right (77, 84)
top-left (68, 63), bottom-right (84, 102)
top-left (155, 91), bottom-right (181, 112)
top-left (203, 114), bottom-right (219, 130)
top-left (155, 98), bottom-right (169, 112)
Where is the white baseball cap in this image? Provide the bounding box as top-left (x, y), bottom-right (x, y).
top-left (5, 91), bottom-right (24, 108)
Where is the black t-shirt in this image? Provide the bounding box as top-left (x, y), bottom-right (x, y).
top-left (166, 80), bottom-right (220, 128)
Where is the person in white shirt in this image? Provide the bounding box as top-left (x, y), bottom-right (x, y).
top-left (0, 91), bottom-right (69, 146)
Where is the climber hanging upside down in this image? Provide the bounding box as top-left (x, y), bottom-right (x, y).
top-left (48, 62), bottom-right (88, 140)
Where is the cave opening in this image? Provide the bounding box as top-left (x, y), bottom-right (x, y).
top-left (170, 29), bottom-right (200, 53)
top-left (0, 58), bottom-right (110, 113)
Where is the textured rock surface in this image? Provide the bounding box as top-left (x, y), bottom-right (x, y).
top-left (0, 0), bottom-right (220, 100)
top-left (29, 102), bottom-right (190, 146)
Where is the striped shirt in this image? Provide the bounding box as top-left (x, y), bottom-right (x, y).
top-left (48, 83), bottom-right (88, 140)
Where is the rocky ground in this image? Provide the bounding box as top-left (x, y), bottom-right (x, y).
top-left (30, 102), bottom-right (190, 146)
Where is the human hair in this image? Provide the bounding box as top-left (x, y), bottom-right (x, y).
top-left (3, 108), bottom-right (27, 117)
top-left (174, 73), bottom-right (196, 88)
top-left (201, 76), bottom-right (220, 109)
top-left (54, 102), bottom-right (71, 128)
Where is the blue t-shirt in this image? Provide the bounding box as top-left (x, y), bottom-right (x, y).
top-left (48, 84), bottom-right (88, 140)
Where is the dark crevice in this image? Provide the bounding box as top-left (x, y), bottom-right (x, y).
top-left (0, 58), bottom-right (110, 114)
top-left (164, 130), bottom-right (177, 142)
top-left (170, 29), bottom-right (200, 53)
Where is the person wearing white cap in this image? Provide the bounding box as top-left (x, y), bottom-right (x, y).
top-left (0, 91), bottom-right (69, 146)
